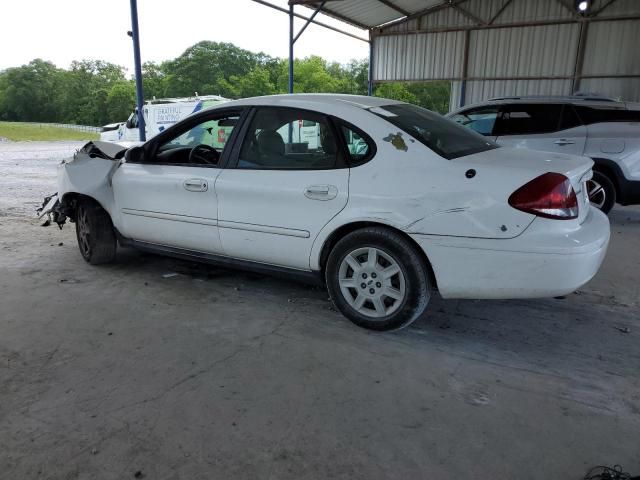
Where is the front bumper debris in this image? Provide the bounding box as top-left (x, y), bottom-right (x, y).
top-left (37, 193), bottom-right (66, 228)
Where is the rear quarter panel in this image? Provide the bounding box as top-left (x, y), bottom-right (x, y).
top-left (585, 122), bottom-right (640, 180)
top-left (309, 113), bottom-right (539, 270)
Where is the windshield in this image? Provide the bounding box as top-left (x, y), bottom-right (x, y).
top-left (371, 104), bottom-right (498, 159)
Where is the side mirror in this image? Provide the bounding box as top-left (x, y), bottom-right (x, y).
top-left (124, 146), bottom-right (145, 163)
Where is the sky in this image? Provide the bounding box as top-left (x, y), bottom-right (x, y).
top-left (0, 0), bottom-right (369, 72)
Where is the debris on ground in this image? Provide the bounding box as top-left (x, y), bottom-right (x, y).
top-left (583, 464), bottom-right (638, 479)
top-left (90, 448), bottom-right (98, 455)
top-left (616, 327), bottom-right (631, 334)
top-left (162, 272), bottom-right (179, 278)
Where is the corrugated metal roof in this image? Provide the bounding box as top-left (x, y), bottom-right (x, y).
top-left (303, 0), bottom-right (445, 29)
top-left (297, 0), bottom-right (640, 103)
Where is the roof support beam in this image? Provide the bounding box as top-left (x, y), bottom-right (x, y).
top-left (451, 3), bottom-right (487, 25)
top-left (250, 0), bottom-right (369, 42)
top-left (375, 13), bottom-right (640, 36)
top-left (373, 0), bottom-right (469, 32)
top-left (293, 0), bottom-right (327, 44)
top-left (571, 19), bottom-right (589, 93)
top-left (592, 0), bottom-right (620, 16)
top-left (374, 73), bottom-right (640, 83)
top-left (488, 0), bottom-right (514, 25)
top-left (294, 1), bottom-right (372, 30)
top-left (376, 0), bottom-right (410, 17)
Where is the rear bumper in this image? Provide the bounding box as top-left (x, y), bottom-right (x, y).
top-left (412, 207), bottom-right (610, 299)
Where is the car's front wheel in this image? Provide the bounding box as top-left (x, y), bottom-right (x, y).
top-left (325, 227), bottom-right (431, 331)
top-left (588, 171), bottom-right (616, 214)
top-left (75, 198), bottom-right (117, 265)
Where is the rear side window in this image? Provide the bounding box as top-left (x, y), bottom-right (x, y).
top-left (236, 107), bottom-right (341, 170)
top-left (450, 106), bottom-right (500, 136)
top-left (558, 104), bottom-right (583, 131)
top-left (339, 124), bottom-right (374, 166)
top-left (494, 104), bottom-right (563, 136)
top-left (574, 106), bottom-right (640, 124)
top-left (371, 104), bottom-right (497, 160)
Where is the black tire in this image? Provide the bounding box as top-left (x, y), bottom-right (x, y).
top-left (589, 171), bottom-right (616, 214)
top-left (325, 227), bottom-right (431, 331)
top-left (75, 198), bottom-right (117, 265)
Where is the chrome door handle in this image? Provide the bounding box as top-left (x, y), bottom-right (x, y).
top-left (554, 139), bottom-right (575, 146)
top-left (304, 185), bottom-right (337, 201)
top-left (306, 187), bottom-right (330, 195)
top-left (183, 179), bottom-right (208, 192)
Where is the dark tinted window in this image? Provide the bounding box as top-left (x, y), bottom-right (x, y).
top-left (237, 108), bottom-right (340, 170)
top-left (558, 104), bottom-right (583, 130)
top-left (494, 104), bottom-right (563, 136)
top-left (574, 106), bottom-right (640, 124)
top-left (450, 106), bottom-right (499, 136)
top-left (371, 104), bottom-right (497, 160)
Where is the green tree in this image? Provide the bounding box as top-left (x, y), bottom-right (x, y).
top-left (162, 41), bottom-right (263, 97)
top-left (374, 81), bottom-right (451, 112)
top-left (107, 82), bottom-right (136, 122)
top-left (61, 60), bottom-right (128, 125)
top-left (0, 59), bottom-right (63, 121)
top-left (221, 66), bottom-right (276, 99)
top-left (142, 61), bottom-right (166, 99)
top-left (374, 82), bottom-right (418, 104)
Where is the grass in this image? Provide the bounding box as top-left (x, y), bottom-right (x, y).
top-left (0, 122), bottom-right (99, 141)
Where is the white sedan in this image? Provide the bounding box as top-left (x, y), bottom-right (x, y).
top-left (41, 94), bottom-right (610, 331)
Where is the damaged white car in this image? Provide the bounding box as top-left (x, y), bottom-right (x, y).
top-left (39, 94), bottom-right (610, 331)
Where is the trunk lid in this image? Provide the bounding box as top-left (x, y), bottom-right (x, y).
top-left (461, 147), bottom-right (593, 224)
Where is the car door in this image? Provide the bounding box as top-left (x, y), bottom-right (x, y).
top-left (494, 103), bottom-right (586, 155)
top-left (111, 109), bottom-right (243, 254)
top-left (449, 105), bottom-right (499, 141)
top-left (215, 107), bottom-right (349, 270)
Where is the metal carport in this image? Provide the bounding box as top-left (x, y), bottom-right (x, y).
top-left (279, 0), bottom-right (640, 107)
top-left (127, 0), bottom-right (640, 140)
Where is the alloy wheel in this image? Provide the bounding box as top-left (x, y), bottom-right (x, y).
top-left (587, 179), bottom-right (606, 209)
top-left (338, 247), bottom-right (406, 318)
top-left (77, 207), bottom-right (91, 257)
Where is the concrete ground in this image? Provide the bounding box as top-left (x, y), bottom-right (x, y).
top-left (1, 141), bottom-right (639, 480)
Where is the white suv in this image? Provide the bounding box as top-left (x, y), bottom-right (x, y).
top-left (448, 96), bottom-right (640, 213)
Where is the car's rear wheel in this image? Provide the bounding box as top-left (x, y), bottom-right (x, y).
top-left (588, 171), bottom-right (616, 214)
top-left (75, 198), bottom-right (117, 265)
top-left (325, 227), bottom-right (431, 331)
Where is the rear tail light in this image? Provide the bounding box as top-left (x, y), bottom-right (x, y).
top-left (508, 172), bottom-right (578, 220)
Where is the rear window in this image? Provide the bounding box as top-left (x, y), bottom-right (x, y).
top-left (574, 106), bottom-right (640, 124)
top-left (371, 104), bottom-right (497, 160)
top-left (493, 104), bottom-right (563, 136)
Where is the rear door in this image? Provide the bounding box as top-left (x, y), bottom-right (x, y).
top-left (215, 107), bottom-right (349, 270)
top-left (494, 103), bottom-right (586, 155)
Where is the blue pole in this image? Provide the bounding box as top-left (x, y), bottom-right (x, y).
top-left (368, 38), bottom-right (374, 96)
top-left (288, 4), bottom-right (294, 94)
top-left (129, 0), bottom-right (146, 141)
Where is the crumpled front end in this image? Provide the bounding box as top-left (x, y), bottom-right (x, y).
top-left (37, 141), bottom-right (128, 228)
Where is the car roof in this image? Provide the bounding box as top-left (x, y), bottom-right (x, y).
top-left (200, 93), bottom-right (405, 113)
top-left (449, 96), bottom-right (632, 115)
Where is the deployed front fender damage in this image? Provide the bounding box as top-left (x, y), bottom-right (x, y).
top-left (38, 141), bottom-right (127, 228)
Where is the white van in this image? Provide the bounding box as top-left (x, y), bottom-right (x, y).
top-left (100, 95), bottom-right (229, 143)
